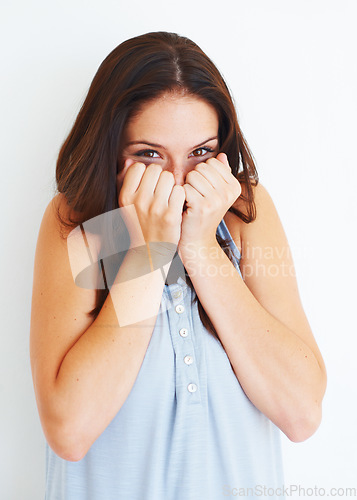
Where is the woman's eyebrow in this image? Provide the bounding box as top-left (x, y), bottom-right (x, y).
top-left (126, 136), bottom-right (218, 150)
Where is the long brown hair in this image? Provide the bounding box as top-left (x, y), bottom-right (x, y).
top-left (55, 31), bottom-right (258, 341)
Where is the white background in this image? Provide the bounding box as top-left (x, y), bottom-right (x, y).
top-left (1, 0), bottom-right (356, 498)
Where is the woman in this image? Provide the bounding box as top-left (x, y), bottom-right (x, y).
top-left (30, 31), bottom-right (327, 499)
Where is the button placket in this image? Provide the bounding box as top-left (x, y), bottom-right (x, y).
top-left (169, 286), bottom-right (201, 404)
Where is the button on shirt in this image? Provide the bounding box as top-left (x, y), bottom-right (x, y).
top-left (45, 217), bottom-right (285, 500)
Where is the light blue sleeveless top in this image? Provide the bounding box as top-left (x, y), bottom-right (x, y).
top-left (45, 217), bottom-right (285, 500)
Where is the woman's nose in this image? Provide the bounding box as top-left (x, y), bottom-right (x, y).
top-left (163, 161), bottom-right (189, 186)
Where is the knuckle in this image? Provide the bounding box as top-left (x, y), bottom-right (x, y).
top-left (148, 197), bottom-right (166, 216)
top-left (162, 211), bottom-right (175, 225)
top-left (224, 193), bottom-right (232, 205)
top-left (118, 190), bottom-right (130, 207)
top-left (135, 196), bottom-right (146, 212)
top-left (233, 179), bottom-right (242, 195)
top-left (148, 203), bottom-right (161, 217)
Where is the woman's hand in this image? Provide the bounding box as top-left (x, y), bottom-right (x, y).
top-left (178, 152), bottom-right (241, 251)
top-left (117, 159), bottom-right (185, 247)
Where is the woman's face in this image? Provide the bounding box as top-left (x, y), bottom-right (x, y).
top-left (118, 93), bottom-right (220, 186)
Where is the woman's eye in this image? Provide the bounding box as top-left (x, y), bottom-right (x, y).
top-left (190, 147), bottom-right (214, 157)
top-left (136, 150), bottom-right (160, 158)
top-left (134, 147), bottom-right (214, 159)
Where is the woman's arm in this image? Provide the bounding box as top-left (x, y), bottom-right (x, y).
top-left (178, 182), bottom-right (327, 442)
top-left (30, 194), bottom-right (173, 462)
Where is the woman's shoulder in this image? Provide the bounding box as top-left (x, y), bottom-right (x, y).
top-left (43, 192), bottom-right (85, 241)
top-left (234, 180), bottom-right (271, 216)
top-left (232, 181), bottom-right (279, 231)
top-left (36, 194), bottom-right (67, 250)
top-left (36, 193), bottom-right (85, 279)
top-left (32, 192), bottom-right (98, 338)
top-left (239, 181), bottom-right (285, 245)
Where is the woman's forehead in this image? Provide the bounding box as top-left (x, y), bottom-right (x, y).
top-left (124, 95), bottom-right (219, 143)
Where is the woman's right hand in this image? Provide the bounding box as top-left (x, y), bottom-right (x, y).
top-left (117, 159), bottom-right (186, 247)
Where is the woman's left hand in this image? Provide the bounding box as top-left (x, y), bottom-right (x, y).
top-left (178, 152), bottom-right (241, 252)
